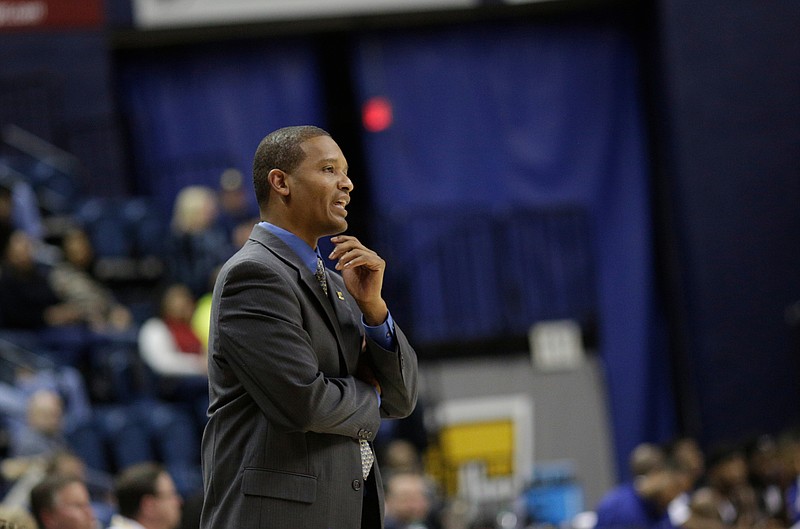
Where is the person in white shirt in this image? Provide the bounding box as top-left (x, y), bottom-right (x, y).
top-left (107, 463), bottom-right (182, 529)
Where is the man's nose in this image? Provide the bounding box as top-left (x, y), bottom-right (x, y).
top-left (340, 174), bottom-right (354, 192)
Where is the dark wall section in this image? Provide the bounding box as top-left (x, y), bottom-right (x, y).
top-left (0, 31), bottom-right (129, 197)
top-left (657, 1), bottom-right (800, 446)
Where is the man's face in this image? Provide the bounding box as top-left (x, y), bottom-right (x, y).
top-left (284, 135), bottom-right (352, 245)
top-left (150, 473), bottom-right (182, 529)
top-left (43, 482), bottom-right (95, 529)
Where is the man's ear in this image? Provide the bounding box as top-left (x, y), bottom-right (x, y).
top-left (268, 169), bottom-right (290, 197)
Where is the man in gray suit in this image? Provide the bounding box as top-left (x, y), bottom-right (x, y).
top-left (200, 125), bottom-right (419, 529)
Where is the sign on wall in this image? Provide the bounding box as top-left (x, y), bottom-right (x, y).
top-left (132, 0), bottom-right (476, 29)
top-left (0, 0), bottom-right (103, 31)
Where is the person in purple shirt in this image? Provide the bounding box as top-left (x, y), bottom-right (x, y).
top-left (594, 457), bottom-right (691, 529)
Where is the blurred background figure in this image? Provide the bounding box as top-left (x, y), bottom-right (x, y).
top-left (384, 472), bottom-right (440, 529)
top-left (10, 390), bottom-right (66, 460)
top-left (29, 474), bottom-right (96, 529)
top-left (138, 284), bottom-right (207, 379)
top-left (48, 227), bottom-right (133, 335)
top-left (216, 168), bottom-right (255, 239)
top-left (138, 283), bottom-right (208, 434)
top-left (162, 186), bottom-right (232, 298)
top-left (594, 456), bottom-right (690, 529)
top-left (630, 443), bottom-right (667, 479)
top-left (108, 462), bottom-right (182, 529)
top-left (0, 503), bottom-right (38, 529)
top-left (681, 486), bottom-right (726, 529)
top-left (0, 231), bottom-right (81, 332)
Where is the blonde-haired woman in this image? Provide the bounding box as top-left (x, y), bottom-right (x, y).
top-left (163, 185), bottom-right (232, 297)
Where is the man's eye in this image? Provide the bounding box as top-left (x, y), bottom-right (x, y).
top-left (323, 166), bottom-right (334, 173)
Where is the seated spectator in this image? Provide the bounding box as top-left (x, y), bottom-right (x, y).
top-left (666, 437), bottom-right (705, 526)
top-left (0, 230), bottom-right (90, 368)
top-left (704, 442), bottom-right (758, 527)
top-left (2, 450), bottom-right (114, 527)
top-left (138, 284), bottom-right (208, 433)
top-left (138, 284), bottom-right (206, 378)
top-left (9, 390), bottom-right (68, 459)
top-left (108, 462), bottom-right (182, 529)
top-left (594, 457), bottom-right (691, 529)
top-left (0, 231), bottom-right (81, 331)
top-left (48, 227), bottom-right (133, 334)
top-left (216, 168), bottom-right (257, 240)
top-left (681, 487), bottom-right (726, 529)
top-left (745, 434), bottom-right (786, 523)
top-left (29, 474), bottom-right (95, 529)
top-left (189, 266), bottom-right (221, 352)
top-left (384, 472), bottom-right (439, 529)
top-left (163, 186), bottom-right (232, 298)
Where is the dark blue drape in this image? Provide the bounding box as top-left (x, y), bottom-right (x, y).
top-left (117, 40), bottom-right (324, 214)
top-left (351, 23), bottom-right (676, 478)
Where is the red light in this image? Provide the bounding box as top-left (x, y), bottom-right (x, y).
top-left (362, 96), bottom-right (393, 133)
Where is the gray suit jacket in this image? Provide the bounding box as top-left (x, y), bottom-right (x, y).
top-left (200, 225), bottom-right (419, 529)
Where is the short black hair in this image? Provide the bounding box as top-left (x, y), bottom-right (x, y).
top-left (30, 474), bottom-right (84, 529)
top-left (252, 125), bottom-right (331, 207)
top-left (114, 462), bottom-right (165, 519)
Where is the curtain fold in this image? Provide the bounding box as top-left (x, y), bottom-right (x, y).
top-left (117, 40), bottom-right (324, 214)
top-left (351, 23), bottom-right (675, 478)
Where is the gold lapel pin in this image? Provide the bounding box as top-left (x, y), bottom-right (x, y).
top-left (336, 291), bottom-right (345, 300)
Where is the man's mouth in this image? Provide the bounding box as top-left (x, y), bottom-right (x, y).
top-left (334, 197), bottom-right (349, 211)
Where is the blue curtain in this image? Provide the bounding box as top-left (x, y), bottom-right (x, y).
top-left (117, 40), bottom-right (324, 214)
top-left (351, 23), bottom-right (676, 478)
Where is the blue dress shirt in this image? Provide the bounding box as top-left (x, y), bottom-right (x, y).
top-left (258, 222), bottom-right (396, 350)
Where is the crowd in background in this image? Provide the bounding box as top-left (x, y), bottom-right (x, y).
top-left (591, 433), bottom-right (800, 529)
top-left (3, 169), bottom-right (800, 529)
top-left (0, 167), bottom-right (258, 528)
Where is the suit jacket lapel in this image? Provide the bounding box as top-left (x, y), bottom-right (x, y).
top-left (248, 226), bottom-right (348, 369)
top-left (325, 270), bottom-right (360, 375)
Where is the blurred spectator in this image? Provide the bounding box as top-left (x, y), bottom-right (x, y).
top-left (666, 437), bottom-right (705, 526)
top-left (382, 440), bottom-right (424, 477)
top-left (2, 450), bottom-right (114, 527)
top-left (189, 266), bottom-right (221, 352)
top-left (681, 486), bottom-right (726, 529)
top-left (745, 434), bottom-right (786, 523)
top-left (48, 228), bottom-right (133, 334)
top-left (0, 231), bottom-right (81, 330)
top-left (704, 442), bottom-right (759, 527)
top-left (216, 168), bottom-right (256, 239)
top-left (1, 364), bottom-right (92, 446)
top-left (138, 284), bottom-right (206, 378)
top-left (163, 186), bottom-right (232, 298)
top-left (29, 474), bottom-right (95, 529)
top-left (668, 438), bottom-right (705, 489)
top-left (230, 217), bottom-right (259, 250)
top-left (9, 390), bottom-right (67, 459)
top-left (138, 284), bottom-right (208, 432)
top-left (594, 457), bottom-right (691, 529)
top-left (384, 472), bottom-right (439, 529)
top-left (631, 443), bottom-right (667, 479)
top-left (0, 177), bottom-right (44, 244)
top-left (108, 462), bottom-right (182, 529)
top-left (0, 503), bottom-right (38, 528)
top-left (784, 429), bottom-right (800, 527)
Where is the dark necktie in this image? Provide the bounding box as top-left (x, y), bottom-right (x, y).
top-left (315, 255), bottom-right (374, 479)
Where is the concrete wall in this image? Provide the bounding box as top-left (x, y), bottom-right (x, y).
top-left (418, 353), bottom-right (616, 509)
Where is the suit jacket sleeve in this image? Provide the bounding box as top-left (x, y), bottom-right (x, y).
top-left (215, 256), bottom-right (381, 438)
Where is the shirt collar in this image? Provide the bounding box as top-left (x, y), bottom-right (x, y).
top-left (259, 221), bottom-right (321, 273)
